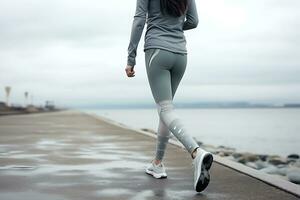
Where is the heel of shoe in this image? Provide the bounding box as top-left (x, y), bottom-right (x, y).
top-left (203, 153), bottom-right (213, 170)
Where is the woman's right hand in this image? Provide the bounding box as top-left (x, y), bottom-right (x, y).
top-left (125, 65), bottom-right (135, 77)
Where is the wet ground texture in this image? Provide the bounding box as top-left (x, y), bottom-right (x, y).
top-left (0, 111), bottom-right (298, 200)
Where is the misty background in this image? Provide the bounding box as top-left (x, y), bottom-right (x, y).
top-left (0, 0), bottom-right (299, 108)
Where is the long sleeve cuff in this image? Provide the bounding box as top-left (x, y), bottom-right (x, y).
top-left (127, 56), bottom-right (136, 67)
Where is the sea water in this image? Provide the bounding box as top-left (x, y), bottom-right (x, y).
top-left (82, 108), bottom-right (300, 157)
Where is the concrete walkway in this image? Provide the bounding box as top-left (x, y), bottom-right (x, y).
top-left (0, 110), bottom-right (298, 200)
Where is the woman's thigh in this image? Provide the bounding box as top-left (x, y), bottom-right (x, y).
top-left (145, 49), bottom-right (175, 103)
top-left (171, 53), bottom-right (187, 97)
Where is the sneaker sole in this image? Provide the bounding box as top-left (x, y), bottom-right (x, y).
top-left (145, 169), bottom-right (167, 179)
top-left (195, 152), bottom-right (214, 192)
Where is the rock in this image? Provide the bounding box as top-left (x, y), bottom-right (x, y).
top-left (257, 154), bottom-right (269, 161)
top-left (268, 157), bottom-right (287, 165)
top-left (287, 154), bottom-right (299, 164)
top-left (260, 165), bottom-right (289, 176)
top-left (217, 151), bottom-right (232, 157)
top-left (260, 165), bottom-right (279, 175)
top-left (226, 155), bottom-right (236, 161)
top-left (237, 157), bottom-right (247, 164)
top-left (216, 145), bottom-right (235, 157)
top-left (217, 151), bottom-right (233, 157)
top-left (287, 154), bottom-right (299, 160)
top-left (255, 160), bottom-right (269, 170)
top-left (269, 155), bottom-right (281, 159)
top-left (287, 159), bottom-right (297, 165)
top-left (217, 145), bottom-right (235, 151)
top-left (290, 160), bottom-right (300, 168)
top-left (232, 152), bottom-right (243, 159)
top-left (245, 153), bottom-right (260, 162)
top-left (202, 144), bottom-right (218, 154)
top-left (217, 151), bottom-right (226, 157)
top-left (277, 167), bottom-right (288, 176)
top-left (236, 153), bottom-right (260, 164)
top-left (287, 168), bottom-right (300, 184)
top-left (245, 162), bottom-right (258, 169)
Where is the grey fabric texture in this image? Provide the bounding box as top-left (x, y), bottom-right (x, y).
top-left (127, 0), bottom-right (198, 66)
top-left (145, 48), bottom-right (199, 159)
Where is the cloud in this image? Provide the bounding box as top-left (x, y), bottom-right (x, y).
top-left (0, 0), bottom-right (299, 107)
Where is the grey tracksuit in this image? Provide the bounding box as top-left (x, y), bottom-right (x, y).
top-left (127, 0), bottom-right (199, 67)
top-left (127, 0), bottom-right (200, 161)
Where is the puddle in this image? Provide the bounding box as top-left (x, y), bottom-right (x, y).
top-left (35, 139), bottom-right (73, 150)
top-left (166, 190), bottom-right (197, 198)
top-left (0, 157), bottom-right (148, 179)
top-left (37, 182), bottom-right (82, 187)
top-left (56, 169), bottom-right (89, 176)
top-left (0, 162), bottom-right (127, 178)
top-left (0, 144), bottom-right (17, 152)
top-left (0, 150), bottom-right (24, 156)
top-left (0, 165), bottom-right (38, 170)
top-left (0, 153), bottom-right (45, 159)
top-left (0, 191), bottom-right (66, 200)
top-left (96, 188), bottom-right (132, 197)
top-left (71, 146), bottom-right (150, 160)
top-left (37, 140), bottom-right (64, 146)
top-left (130, 190), bottom-right (154, 200)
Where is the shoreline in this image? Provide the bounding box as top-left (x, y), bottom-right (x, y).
top-left (80, 106), bottom-right (300, 110)
top-left (0, 102), bottom-right (65, 117)
top-left (81, 107), bottom-right (299, 157)
top-left (81, 110), bottom-right (300, 192)
top-left (140, 127), bottom-right (300, 185)
top-left (0, 108), bottom-right (66, 116)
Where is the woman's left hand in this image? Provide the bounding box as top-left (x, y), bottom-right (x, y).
top-left (125, 65), bottom-right (135, 77)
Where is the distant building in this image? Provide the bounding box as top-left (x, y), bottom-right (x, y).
top-left (45, 101), bottom-right (55, 110)
top-left (0, 102), bottom-right (8, 111)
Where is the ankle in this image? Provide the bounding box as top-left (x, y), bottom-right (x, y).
top-left (191, 147), bottom-right (199, 159)
top-left (153, 158), bottom-right (162, 165)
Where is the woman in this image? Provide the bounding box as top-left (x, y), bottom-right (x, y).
top-left (125, 0), bottom-right (214, 192)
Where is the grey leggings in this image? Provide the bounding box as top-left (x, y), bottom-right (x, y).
top-left (145, 48), bottom-right (199, 161)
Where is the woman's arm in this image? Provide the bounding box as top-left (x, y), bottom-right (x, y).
top-left (127, 0), bottom-right (149, 67)
top-left (183, 0), bottom-right (199, 30)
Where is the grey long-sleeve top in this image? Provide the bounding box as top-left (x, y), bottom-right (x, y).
top-left (127, 0), bottom-right (199, 67)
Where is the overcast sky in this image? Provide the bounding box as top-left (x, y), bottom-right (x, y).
top-left (0, 0), bottom-right (299, 108)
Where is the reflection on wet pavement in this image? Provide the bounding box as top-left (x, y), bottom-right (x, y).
top-left (0, 112), bottom-right (163, 200)
top-left (0, 111), bottom-right (298, 200)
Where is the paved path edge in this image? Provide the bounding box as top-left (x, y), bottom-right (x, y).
top-left (75, 110), bottom-right (300, 197)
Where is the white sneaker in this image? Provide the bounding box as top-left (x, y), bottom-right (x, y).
top-left (145, 161), bottom-right (167, 179)
top-left (193, 148), bottom-right (214, 192)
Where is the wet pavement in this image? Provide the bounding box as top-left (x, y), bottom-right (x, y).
top-left (0, 110), bottom-right (298, 200)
